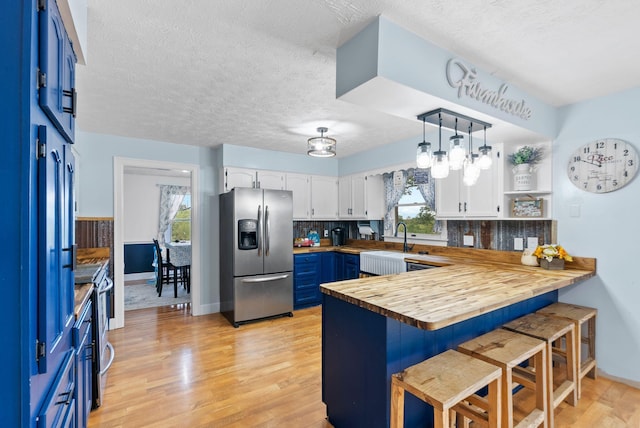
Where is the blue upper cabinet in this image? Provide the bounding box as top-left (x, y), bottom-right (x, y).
top-left (38, 0), bottom-right (77, 143)
top-left (36, 125), bottom-right (75, 376)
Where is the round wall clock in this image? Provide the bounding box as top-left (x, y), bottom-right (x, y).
top-left (567, 138), bottom-right (638, 193)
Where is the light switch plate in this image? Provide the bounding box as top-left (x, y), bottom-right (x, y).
top-left (463, 235), bottom-right (474, 246)
top-left (514, 237), bottom-right (524, 251)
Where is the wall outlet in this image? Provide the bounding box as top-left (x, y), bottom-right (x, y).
top-left (527, 237), bottom-right (539, 249)
top-left (324, 229), bottom-right (329, 238)
top-left (463, 235), bottom-right (474, 246)
top-left (514, 237), bottom-right (524, 251)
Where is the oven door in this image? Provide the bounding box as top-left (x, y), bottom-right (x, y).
top-left (92, 276), bottom-right (115, 408)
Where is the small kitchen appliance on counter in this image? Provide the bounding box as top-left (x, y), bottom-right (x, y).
top-left (331, 227), bottom-right (346, 246)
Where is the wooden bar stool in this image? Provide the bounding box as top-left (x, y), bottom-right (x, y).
top-left (503, 313), bottom-right (577, 428)
top-left (537, 302), bottom-right (597, 399)
top-left (390, 349), bottom-right (502, 428)
top-left (458, 329), bottom-right (548, 428)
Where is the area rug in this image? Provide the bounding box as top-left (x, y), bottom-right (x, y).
top-left (124, 279), bottom-right (190, 311)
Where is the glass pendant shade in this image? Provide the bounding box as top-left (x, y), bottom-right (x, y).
top-left (416, 141), bottom-right (432, 168)
top-left (477, 145), bottom-right (493, 170)
top-left (431, 151), bottom-right (450, 178)
top-left (463, 155), bottom-right (481, 186)
top-left (449, 135), bottom-right (466, 170)
top-left (307, 127), bottom-right (336, 157)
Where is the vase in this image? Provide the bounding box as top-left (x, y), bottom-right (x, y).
top-left (513, 163), bottom-right (534, 191)
top-left (540, 258), bottom-right (564, 270)
top-left (521, 249), bottom-right (539, 266)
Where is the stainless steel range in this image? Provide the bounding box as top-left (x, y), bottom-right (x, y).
top-left (75, 262), bottom-right (114, 408)
top-left (92, 265), bottom-right (114, 408)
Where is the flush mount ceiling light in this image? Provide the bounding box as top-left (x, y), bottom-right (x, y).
top-left (416, 108), bottom-right (492, 180)
top-left (416, 117), bottom-right (432, 168)
top-left (307, 127), bottom-right (336, 158)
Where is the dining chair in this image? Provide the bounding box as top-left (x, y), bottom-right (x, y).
top-left (153, 239), bottom-right (176, 297)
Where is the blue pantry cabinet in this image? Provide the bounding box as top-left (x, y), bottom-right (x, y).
top-left (1, 0), bottom-right (80, 426)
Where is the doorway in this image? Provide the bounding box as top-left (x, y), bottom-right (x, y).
top-left (113, 157), bottom-right (201, 329)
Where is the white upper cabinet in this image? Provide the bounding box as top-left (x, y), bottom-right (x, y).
top-left (436, 143), bottom-right (501, 218)
top-left (222, 167), bottom-right (285, 193)
top-left (310, 175), bottom-right (338, 219)
top-left (364, 174), bottom-right (385, 220)
top-left (256, 170), bottom-right (286, 190)
top-left (285, 173), bottom-right (310, 219)
top-left (339, 175), bottom-right (366, 218)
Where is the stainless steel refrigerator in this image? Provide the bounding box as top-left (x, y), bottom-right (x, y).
top-left (219, 188), bottom-right (293, 327)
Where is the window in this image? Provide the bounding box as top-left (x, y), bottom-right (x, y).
top-left (394, 176), bottom-right (438, 237)
top-left (168, 194), bottom-right (191, 242)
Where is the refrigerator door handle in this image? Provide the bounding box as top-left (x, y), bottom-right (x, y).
top-left (241, 274), bottom-right (289, 283)
top-left (265, 205), bottom-right (270, 257)
top-left (257, 204), bottom-right (262, 256)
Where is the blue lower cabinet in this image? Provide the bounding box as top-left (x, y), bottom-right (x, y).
top-left (293, 251), bottom-right (360, 309)
top-left (37, 350), bottom-right (76, 428)
top-left (73, 300), bottom-right (93, 428)
top-left (294, 253), bottom-right (321, 309)
top-left (335, 252), bottom-right (360, 280)
top-left (320, 252), bottom-right (336, 284)
top-left (343, 253), bottom-right (360, 280)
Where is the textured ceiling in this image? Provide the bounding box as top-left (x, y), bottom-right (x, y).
top-left (76, 0), bottom-right (640, 158)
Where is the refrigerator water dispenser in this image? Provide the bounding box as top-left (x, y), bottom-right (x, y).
top-left (238, 219), bottom-right (258, 250)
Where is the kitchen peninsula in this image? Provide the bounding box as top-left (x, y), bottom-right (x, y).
top-left (319, 244), bottom-right (596, 428)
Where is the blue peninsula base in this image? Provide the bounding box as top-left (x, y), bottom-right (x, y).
top-left (321, 290), bottom-right (557, 428)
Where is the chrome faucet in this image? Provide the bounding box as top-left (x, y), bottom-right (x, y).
top-left (395, 222), bottom-right (409, 253)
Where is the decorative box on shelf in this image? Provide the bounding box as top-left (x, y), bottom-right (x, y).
top-left (540, 258), bottom-right (564, 270)
top-left (511, 197), bottom-right (544, 218)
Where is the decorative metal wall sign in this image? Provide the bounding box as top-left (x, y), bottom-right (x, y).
top-left (446, 58), bottom-right (533, 121)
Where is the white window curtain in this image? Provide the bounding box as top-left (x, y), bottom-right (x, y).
top-left (382, 168), bottom-right (438, 234)
top-left (158, 185), bottom-right (190, 245)
top-left (382, 170), bottom-right (407, 234)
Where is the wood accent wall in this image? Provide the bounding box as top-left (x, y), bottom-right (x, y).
top-left (76, 217), bottom-right (114, 275)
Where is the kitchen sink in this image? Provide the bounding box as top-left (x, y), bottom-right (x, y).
top-left (359, 251), bottom-right (408, 276)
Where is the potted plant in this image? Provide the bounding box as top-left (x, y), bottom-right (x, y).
top-left (508, 146), bottom-right (543, 191)
top-left (533, 244), bottom-right (573, 270)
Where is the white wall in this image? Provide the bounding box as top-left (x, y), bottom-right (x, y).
top-left (554, 86), bottom-right (640, 384)
top-left (123, 172), bottom-right (190, 243)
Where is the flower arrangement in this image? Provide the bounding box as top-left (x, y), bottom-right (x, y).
top-left (533, 244), bottom-right (573, 262)
top-left (508, 146), bottom-right (544, 166)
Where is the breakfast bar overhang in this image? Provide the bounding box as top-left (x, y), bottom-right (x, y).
top-left (320, 258), bottom-right (595, 428)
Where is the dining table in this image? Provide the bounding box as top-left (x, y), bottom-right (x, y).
top-left (165, 241), bottom-right (191, 267)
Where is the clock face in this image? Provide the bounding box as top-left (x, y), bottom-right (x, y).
top-left (567, 138), bottom-right (638, 193)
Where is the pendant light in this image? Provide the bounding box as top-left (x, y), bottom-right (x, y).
top-left (463, 123), bottom-right (481, 186)
top-left (307, 127), bottom-right (336, 157)
top-left (416, 117), bottom-right (432, 168)
top-left (477, 126), bottom-right (493, 170)
top-left (448, 118), bottom-right (466, 170)
top-left (431, 113), bottom-right (449, 179)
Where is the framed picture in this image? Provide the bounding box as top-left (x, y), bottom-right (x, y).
top-left (511, 197), bottom-right (544, 218)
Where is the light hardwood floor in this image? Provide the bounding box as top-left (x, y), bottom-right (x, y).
top-left (89, 304), bottom-right (640, 427)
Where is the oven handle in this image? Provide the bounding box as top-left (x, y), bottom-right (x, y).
top-left (100, 342), bottom-right (115, 376)
top-left (99, 277), bottom-right (114, 294)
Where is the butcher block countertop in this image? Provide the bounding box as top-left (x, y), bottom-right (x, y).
top-left (319, 240), bottom-right (596, 331)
